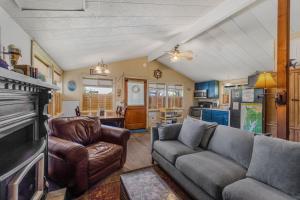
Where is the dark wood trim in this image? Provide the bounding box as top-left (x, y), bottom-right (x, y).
top-left (276, 0), bottom-right (290, 139)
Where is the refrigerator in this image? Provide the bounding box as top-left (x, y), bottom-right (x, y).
top-left (229, 88), bottom-right (265, 134)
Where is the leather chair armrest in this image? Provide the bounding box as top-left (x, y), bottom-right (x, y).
top-left (48, 136), bottom-right (88, 163)
top-left (101, 125), bottom-right (130, 145)
top-left (48, 136), bottom-right (89, 195)
top-left (101, 125), bottom-right (130, 166)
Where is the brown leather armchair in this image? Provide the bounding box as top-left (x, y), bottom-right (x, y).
top-left (47, 117), bottom-right (130, 196)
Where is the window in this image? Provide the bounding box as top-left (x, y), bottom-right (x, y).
top-left (148, 83), bottom-right (183, 109)
top-left (148, 83), bottom-right (166, 110)
top-left (82, 78), bottom-right (113, 112)
top-left (167, 85), bottom-right (184, 108)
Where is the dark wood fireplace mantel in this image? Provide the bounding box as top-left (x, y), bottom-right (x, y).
top-left (0, 68), bottom-right (58, 199)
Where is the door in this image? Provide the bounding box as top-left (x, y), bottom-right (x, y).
top-left (125, 78), bottom-right (147, 130)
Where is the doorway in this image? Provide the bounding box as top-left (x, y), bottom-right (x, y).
top-left (124, 78), bottom-right (147, 130)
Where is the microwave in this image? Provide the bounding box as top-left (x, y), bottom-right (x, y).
top-left (194, 90), bottom-right (207, 98)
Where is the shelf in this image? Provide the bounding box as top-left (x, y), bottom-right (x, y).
top-left (160, 116), bottom-right (183, 120)
top-left (0, 68), bottom-right (59, 90)
top-left (0, 139), bottom-right (46, 181)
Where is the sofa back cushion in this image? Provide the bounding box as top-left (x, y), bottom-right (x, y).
top-left (208, 125), bottom-right (254, 168)
top-left (178, 118), bottom-right (208, 149)
top-left (158, 123), bottom-right (182, 140)
top-left (48, 117), bottom-right (102, 146)
top-left (247, 136), bottom-right (300, 199)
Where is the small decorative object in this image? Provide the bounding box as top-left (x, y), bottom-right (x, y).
top-left (0, 58), bottom-right (8, 69)
top-left (117, 88), bottom-right (121, 97)
top-left (90, 59), bottom-right (110, 76)
top-left (38, 73), bottom-right (46, 82)
top-left (153, 68), bottom-right (162, 79)
top-left (7, 44), bottom-right (22, 70)
top-left (131, 85), bottom-right (141, 93)
top-left (67, 80), bottom-right (77, 91)
top-left (99, 108), bottom-right (105, 116)
top-left (14, 65), bottom-right (38, 78)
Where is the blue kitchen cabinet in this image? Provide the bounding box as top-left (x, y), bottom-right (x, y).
top-left (195, 80), bottom-right (219, 98)
top-left (202, 109), bottom-right (229, 125)
top-left (195, 82), bottom-right (208, 91)
top-left (211, 110), bottom-right (229, 126)
top-left (207, 80), bottom-right (219, 99)
top-left (202, 109), bottom-right (212, 122)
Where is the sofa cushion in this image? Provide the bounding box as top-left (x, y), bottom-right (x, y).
top-left (187, 116), bottom-right (218, 149)
top-left (208, 125), bottom-right (254, 168)
top-left (48, 117), bottom-right (102, 146)
top-left (153, 140), bottom-right (201, 164)
top-left (87, 141), bottom-right (123, 176)
top-left (175, 151), bottom-right (246, 199)
top-left (178, 118), bottom-right (208, 149)
top-left (158, 123), bottom-right (182, 140)
top-left (223, 178), bottom-right (295, 200)
top-left (247, 136), bottom-right (300, 199)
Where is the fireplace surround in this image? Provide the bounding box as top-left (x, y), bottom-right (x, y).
top-left (0, 68), bottom-right (58, 200)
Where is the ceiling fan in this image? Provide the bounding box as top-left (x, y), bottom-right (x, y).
top-left (167, 45), bottom-right (193, 62)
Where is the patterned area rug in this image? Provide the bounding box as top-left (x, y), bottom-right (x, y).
top-left (84, 165), bottom-right (191, 200)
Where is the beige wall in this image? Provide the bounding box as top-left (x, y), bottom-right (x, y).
top-left (63, 57), bottom-right (194, 119)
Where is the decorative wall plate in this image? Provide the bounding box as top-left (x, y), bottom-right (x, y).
top-left (67, 80), bottom-right (76, 91)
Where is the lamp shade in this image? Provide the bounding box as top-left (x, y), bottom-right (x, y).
top-left (255, 72), bottom-right (276, 89)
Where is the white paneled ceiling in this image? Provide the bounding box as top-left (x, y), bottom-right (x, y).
top-left (158, 0), bottom-right (300, 81)
top-left (0, 0), bottom-right (223, 70)
top-left (1, 0), bottom-right (299, 81)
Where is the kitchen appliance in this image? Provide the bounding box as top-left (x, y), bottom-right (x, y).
top-left (229, 88), bottom-right (265, 133)
top-left (194, 90), bottom-right (207, 98)
top-left (189, 101), bottom-right (213, 118)
top-left (189, 107), bottom-right (203, 119)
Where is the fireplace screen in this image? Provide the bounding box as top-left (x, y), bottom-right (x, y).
top-left (8, 153), bottom-right (44, 200)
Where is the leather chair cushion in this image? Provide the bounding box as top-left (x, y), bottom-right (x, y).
top-left (48, 117), bottom-right (102, 146)
top-left (87, 141), bottom-right (123, 175)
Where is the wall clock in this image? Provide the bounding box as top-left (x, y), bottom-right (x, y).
top-left (153, 68), bottom-right (162, 80)
top-left (67, 80), bottom-right (76, 91)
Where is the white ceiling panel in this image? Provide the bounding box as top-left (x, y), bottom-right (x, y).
top-left (0, 0), bottom-right (223, 70)
top-left (1, 0), bottom-right (299, 82)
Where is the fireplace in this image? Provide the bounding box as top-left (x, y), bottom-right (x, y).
top-left (0, 68), bottom-right (58, 199)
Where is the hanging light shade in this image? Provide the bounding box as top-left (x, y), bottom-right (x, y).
top-left (90, 59), bottom-right (110, 76)
top-left (255, 72), bottom-right (276, 89)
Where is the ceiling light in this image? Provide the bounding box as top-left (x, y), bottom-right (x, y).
top-left (90, 59), bottom-right (110, 76)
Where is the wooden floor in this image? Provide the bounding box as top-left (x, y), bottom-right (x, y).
top-left (47, 133), bottom-right (152, 200)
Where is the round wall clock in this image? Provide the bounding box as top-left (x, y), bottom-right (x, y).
top-left (67, 80), bottom-right (77, 92)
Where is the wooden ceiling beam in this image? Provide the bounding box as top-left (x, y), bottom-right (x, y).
top-left (276, 0), bottom-right (290, 140)
top-left (147, 0), bottom-right (257, 62)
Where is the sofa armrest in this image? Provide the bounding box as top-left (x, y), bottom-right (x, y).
top-left (101, 125), bottom-right (130, 166)
top-left (48, 136), bottom-right (88, 195)
top-left (151, 127), bottom-right (159, 152)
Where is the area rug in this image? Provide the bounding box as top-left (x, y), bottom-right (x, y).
top-left (83, 165), bottom-right (191, 200)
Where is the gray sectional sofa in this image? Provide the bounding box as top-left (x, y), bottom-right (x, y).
top-left (151, 119), bottom-right (300, 200)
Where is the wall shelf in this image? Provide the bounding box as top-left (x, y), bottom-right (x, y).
top-left (0, 68), bottom-right (59, 90)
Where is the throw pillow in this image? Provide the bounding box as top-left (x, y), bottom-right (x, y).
top-left (178, 118), bottom-right (207, 149)
top-left (187, 116), bottom-right (218, 149)
top-left (158, 123), bottom-right (182, 140)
